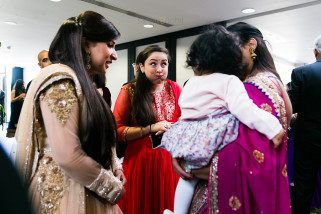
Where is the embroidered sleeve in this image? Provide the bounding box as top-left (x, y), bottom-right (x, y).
top-left (112, 147), bottom-right (122, 171)
top-left (86, 168), bottom-right (123, 204)
top-left (40, 80), bottom-right (77, 126)
top-left (40, 81), bottom-right (124, 204)
top-left (113, 84), bottom-right (134, 141)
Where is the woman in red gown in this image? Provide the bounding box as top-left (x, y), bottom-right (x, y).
top-left (113, 45), bottom-right (181, 214)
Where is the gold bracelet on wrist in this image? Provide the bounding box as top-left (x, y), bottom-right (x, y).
top-left (123, 127), bottom-right (130, 142)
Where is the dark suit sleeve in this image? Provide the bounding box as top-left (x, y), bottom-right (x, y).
top-left (289, 68), bottom-right (302, 113)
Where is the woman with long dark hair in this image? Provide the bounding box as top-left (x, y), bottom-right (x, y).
top-left (113, 45), bottom-right (181, 214)
top-left (162, 25), bottom-right (284, 214)
top-left (7, 79), bottom-right (26, 137)
top-left (15, 11), bottom-right (124, 213)
top-left (173, 22), bottom-right (292, 213)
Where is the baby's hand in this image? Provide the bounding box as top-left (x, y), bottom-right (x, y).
top-left (271, 129), bottom-right (285, 148)
top-left (172, 158), bottom-right (193, 180)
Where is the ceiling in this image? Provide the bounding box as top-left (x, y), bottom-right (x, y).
top-left (0, 0), bottom-right (320, 69)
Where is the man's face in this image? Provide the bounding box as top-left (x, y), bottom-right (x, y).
top-left (38, 51), bottom-right (51, 68)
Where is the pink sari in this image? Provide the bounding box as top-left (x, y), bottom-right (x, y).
top-left (189, 72), bottom-right (291, 214)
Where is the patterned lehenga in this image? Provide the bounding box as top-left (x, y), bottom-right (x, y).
top-left (15, 64), bottom-right (123, 214)
top-left (189, 72), bottom-right (292, 214)
top-left (113, 80), bottom-right (181, 214)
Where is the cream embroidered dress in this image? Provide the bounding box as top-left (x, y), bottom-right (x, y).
top-left (15, 64), bottom-right (123, 214)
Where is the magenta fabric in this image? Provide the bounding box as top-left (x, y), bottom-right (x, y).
top-left (214, 83), bottom-right (291, 213)
top-left (192, 81), bottom-right (292, 214)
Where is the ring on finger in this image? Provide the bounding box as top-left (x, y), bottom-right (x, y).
top-left (184, 166), bottom-right (191, 174)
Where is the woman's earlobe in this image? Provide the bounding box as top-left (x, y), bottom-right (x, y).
top-left (249, 38), bottom-right (258, 49)
top-left (139, 64), bottom-right (145, 73)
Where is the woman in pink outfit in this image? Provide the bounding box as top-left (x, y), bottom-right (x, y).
top-left (173, 22), bottom-right (293, 214)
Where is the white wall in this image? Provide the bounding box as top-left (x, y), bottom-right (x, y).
top-left (274, 58), bottom-right (294, 85)
top-left (176, 35), bottom-right (294, 86)
top-left (24, 65), bottom-right (40, 87)
top-left (176, 35), bottom-right (198, 87)
top-left (106, 49), bottom-right (128, 110)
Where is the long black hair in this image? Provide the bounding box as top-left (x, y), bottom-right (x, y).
top-left (227, 22), bottom-right (281, 80)
top-left (13, 79), bottom-right (26, 96)
top-left (132, 45), bottom-right (170, 126)
top-left (186, 25), bottom-right (243, 77)
top-left (49, 11), bottom-right (120, 168)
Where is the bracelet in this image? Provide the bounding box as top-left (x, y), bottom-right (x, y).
top-left (149, 124), bottom-right (152, 134)
top-left (123, 127), bottom-right (130, 142)
top-left (115, 168), bottom-right (123, 172)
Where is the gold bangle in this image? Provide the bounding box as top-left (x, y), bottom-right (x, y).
top-left (123, 127), bottom-right (130, 142)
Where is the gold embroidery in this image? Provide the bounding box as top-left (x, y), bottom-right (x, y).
top-left (34, 99), bottom-right (47, 152)
top-left (36, 155), bottom-right (65, 214)
top-left (41, 80), bottom-right (77, 125)
top-left (209, 155), bottom-right (219, 214)
top-left (282, 164), bottom-right (288, 177)
top-left (260, 103), bottom-right (272, 114)
top-left (253, 150), bottom-right (264, 163)
top-left (245, 72), bottom-right (287, 129)
top-left (189, 180), bottom-right (208, 214)
top-left (153, 81), bottom-right (175, 121)
top-left (229, 196), bottom-right (242, 211)
top-left (86, 168), bottom-right (123, 203)
top-left (121, 84), bottom-right (135, 98)
top-left (128, 85), bottom-right (135, 97)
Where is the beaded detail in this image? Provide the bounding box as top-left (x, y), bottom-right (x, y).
top-left (282, 164), bottom-right (288, 177)
top-left (152, 81), bottom-right (176, 122)
top-left (245, 72), bottom-right (287, 129)
top-left (229, 195), bottom-right (242, 211)
top-left (253, 150), bottom-right (265, 164)
top-left (260, 103), bottom-right (273, 114)
top-left (36, 156), bottom-right (65, 214)
top-left (86, 168), bottom-right (123, 204)
top-left (40, 80), bottom-right (77, 125)
top-left (209, 155), bottom-right (219, 214)
top-left (189, 181), bottom-right (208, 214)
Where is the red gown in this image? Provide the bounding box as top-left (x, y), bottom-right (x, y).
top-left (114, 80), bottom-right (181, 214)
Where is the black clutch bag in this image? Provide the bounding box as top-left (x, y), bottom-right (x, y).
top-left (151, 133), bottom-right (163, 149)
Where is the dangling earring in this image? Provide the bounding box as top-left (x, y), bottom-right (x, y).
top-left (249, 48), bottom-right (257, 60)
top-left (85, 52), bottom-right (91, 70)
